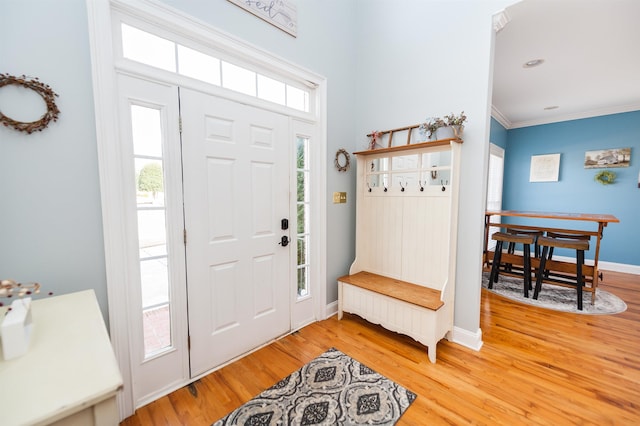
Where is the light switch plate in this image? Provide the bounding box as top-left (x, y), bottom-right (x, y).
top-left (333, 192), bottom-right (347, 204)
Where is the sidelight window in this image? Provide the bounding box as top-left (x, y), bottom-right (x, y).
top-left (296, 136), bottom-right (311, 298)
top-left (130, 104), bottom-right (172, 357)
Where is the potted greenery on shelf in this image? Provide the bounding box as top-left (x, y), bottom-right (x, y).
top-left (419, 112), bottom-right (467, 141)
top-left (418, 117), bottom-right (445, 140)
top-left (443, 111), bottom-right (467, 139)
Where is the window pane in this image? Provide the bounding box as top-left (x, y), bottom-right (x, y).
top-left (131, 105), bottom-right (163, 157)
top-left (137, 209), bottom-right (167, 258)
top-left (297, 204), bottom-right (309, 234)
top-left (140, 257), bottom-right (169, 308)
top-left (221, 61), bottom-right (256, 96)
top-left (143, 304), bottom-right (171, 355)
top-left (297, 171), bottom-right (305, 202)
top-left (297, 236), bottom-right (307, 265)
top-left (257, 74), bottom-right (286, 105)
top-left (296, 137), bottom-right (308, 169)
top-left (122, 24), bottom-right (176, 72)
top-left (135, 158), bottom-right (165, 207)
top-left (286, 85), bottom-right (309, 112)
top-left (297, 267), bottom-right (309, 297)
top-left (178, 45), bottom-right (221, 86)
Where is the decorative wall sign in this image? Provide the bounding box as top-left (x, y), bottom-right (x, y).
top-left (0, 73), bottom-right (60, 134)
top-left (228, 0), bottom-right (297, 37)
top-left (584, 147), bottom-right (631, 169)
top-left (529, 153), bottom-right (560, 182)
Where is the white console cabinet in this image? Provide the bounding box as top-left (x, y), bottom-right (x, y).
top-left (0, 290), bottom-right (123, 425)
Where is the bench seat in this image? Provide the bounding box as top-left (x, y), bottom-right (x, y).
top-left (338, 271), bottom-right (444, 311)
top-left (338, 271), bottom-right (451, 363)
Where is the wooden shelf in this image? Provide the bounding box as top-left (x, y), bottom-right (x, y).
top-left (354, 138), bottom-right (463, 156)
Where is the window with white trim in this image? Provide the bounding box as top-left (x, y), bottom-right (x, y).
top-left (120, 23), bottom-right (310, 113)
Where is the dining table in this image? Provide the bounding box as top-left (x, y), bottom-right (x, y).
top-left (484, 210), bottom-right (620, 304)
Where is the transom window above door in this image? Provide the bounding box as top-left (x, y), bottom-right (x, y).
top-left (120, 23), bottom-right (310, 113)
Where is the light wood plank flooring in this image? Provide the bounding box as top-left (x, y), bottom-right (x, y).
top-left (121, 270), bottom-right (640, 425)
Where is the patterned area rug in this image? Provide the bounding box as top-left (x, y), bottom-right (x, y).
top-left (212, 348), bottom-right (416, 426)
top-left (482, 272), bottom-right (627, 315)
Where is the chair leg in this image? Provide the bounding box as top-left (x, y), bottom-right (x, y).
top-left (533, 246), bottom-right (549, 299)
top-left (489, 240), bottom-right (503, 289)
top-left (576, 249), bottom-right (584, 311)
top-left (523, 244), bottom-right (531, 298)
top-left (506, 242), bottom-right (514, 271)
top-left (544, 246), bottom-right (554, 278)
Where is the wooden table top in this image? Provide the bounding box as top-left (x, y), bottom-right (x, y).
top-left (486, 210), bottom-right (620, 224)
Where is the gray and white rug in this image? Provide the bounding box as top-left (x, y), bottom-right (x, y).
top-left (212, 347), bottom-right (416, 426)
top-left (482, 272), bottom-right (627, 315)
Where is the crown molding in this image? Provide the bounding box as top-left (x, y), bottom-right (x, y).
top-left (492, 9), bottom-right (510, 33)
top-left (491, 103), bottom-right (640, 130)
top-left (508, 103), bottom-right (640, 129)
top-left (490, 105), bottom-right (511, 129)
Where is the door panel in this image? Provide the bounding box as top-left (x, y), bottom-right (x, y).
top-left (116, 75), bottom-right (189, 407)
top-left (180, 90), bottom-right (291, 376)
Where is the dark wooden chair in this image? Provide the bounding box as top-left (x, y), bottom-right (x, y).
top-left (489, 232), bottom-right (534, 297)
top-left (534, 235), bottom-right (590, 310)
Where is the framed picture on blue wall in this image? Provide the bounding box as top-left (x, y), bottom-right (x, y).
top-left (584, 148), bottom-right (631, 168)
top-left (530, 153), bottom-right (560, 182)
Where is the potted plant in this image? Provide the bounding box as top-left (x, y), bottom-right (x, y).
top-left (443, 111), bottom-right (467, 138)
top-left (418, 117), bottom-right (445, 140)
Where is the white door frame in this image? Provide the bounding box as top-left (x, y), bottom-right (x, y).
top-left (86, 0), bottom-right (327, 419)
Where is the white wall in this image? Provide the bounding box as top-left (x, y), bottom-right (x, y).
top-left (352, 0), bottom-right (518, 334)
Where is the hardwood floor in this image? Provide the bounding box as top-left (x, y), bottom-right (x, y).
top-left (121, 270), bottom-right (640, 425)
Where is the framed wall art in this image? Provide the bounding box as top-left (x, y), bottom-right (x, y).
top-left (584, 147), bottom-right (631, 168)
top-left (228, 0), bottom-right (297, 37)
top-left (529, 153), bottom-right (560, 182)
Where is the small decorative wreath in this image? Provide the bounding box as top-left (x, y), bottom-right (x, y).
top-left (0, 73), bottom-right (60, 134)
top-left (594, 170), bottom-right (616, 185)
top-left (334, 148), bottom-right (351, 172)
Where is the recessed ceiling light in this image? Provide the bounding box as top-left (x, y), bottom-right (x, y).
top-left (523, 59), bottom-right (544, 68)
top-left (544, 105), bottom-right (559, 110)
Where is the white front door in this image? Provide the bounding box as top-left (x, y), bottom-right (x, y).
top-left (180, 89), bottom-right (292, 376)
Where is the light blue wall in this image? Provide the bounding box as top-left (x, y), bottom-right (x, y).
top-left (0, 0), bottom-right (358, 321)
top-left (1, 0), bottom-right (518, 338)
top-left (501, 111), bottom-right (640, 266)
top-left (490, 117), bottom-right (508, 149)
top-left (0, 0), bottom-right (109, 318)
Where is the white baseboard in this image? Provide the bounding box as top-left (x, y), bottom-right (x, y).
top-left (511, 251), bottom-right (640, 275)
top-left (325, 300), bottom-right (339, 319)
top-left (449, 326), bottom-right (483, 352)
top-left (598, 261), bottom-right (640, 275)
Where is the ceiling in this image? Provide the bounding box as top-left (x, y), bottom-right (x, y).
top-left (491, 0), bottom-right (640, 129)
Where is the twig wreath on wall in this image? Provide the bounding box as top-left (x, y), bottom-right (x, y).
top-left (0, 73), bottom-right (60, 134)
top-left (334, 148), bottom-right (351, 172)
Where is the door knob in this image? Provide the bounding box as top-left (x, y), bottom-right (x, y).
top-left (279, 235), bottom-right (290, 247)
